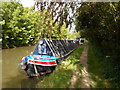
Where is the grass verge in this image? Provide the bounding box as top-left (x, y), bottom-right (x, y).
top-left (37, 45), bottom-right (84, 88)
top-left (87, 44), bottom-right (112, 88)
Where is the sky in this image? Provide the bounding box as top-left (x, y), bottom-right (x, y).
top-left (20, 0), bottom-right (35, 7)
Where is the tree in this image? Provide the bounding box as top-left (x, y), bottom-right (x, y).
top-left (75, 2), bottom-right (120, 58)
top-left (1, 2), bottom-right (72, 48)
top-left (34, 0), bottom-right (81, 37)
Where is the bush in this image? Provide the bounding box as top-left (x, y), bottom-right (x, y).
top-left (1, 2), bottom-right (72, 48)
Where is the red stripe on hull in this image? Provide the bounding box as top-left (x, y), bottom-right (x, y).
top-left (28, 60), bottom-right (57, 65)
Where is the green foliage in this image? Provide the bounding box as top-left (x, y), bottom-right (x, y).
top-left (88, 44), bottom-right (120, 88)
top-left (75, 2), bottom-right (120, 58)
top-left (37, 45), bottom-right (84, 88)
top-left (2, 2), bottom-right (72, 48)
top-left (88, 44), bottom-right (112, 88)
top-left (75, 2), bottom-right (120, 88)
top-left (66, 31), bottom-right (81, 40)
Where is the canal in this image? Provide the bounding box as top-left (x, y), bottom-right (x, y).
top-left (2, 46), bottom-right (42, 88)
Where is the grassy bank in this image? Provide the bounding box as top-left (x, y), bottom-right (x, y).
top-left (87, 45), bottom-right (113, 88)
top-left (37, 45), bottom-right (84, 88)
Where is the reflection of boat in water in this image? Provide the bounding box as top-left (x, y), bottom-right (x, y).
top-left (20, 77), bottom-right (40, 88)
top-left (19, 39), bottom-right (79, 77)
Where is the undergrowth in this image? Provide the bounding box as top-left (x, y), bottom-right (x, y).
top-left (88, 44), bottom-right (120, 88)
top-left (37, 45), bottom-right (84, 88)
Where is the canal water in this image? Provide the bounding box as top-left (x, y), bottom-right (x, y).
top-left (2, 46), bottom-right (42, 88)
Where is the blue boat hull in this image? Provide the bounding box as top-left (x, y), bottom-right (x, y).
top-left (19, 39), bottom-right (79, 77)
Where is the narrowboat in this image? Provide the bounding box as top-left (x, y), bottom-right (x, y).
top-left (19, 39), bottom-right (79, 77)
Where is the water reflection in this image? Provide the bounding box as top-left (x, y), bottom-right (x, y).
top-left (2, 45), bottom-right (43, 88)
top-left (20, 77), bottom-right (41, 88)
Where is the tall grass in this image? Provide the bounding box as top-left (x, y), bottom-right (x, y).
top-left (37, 45), bottom-right (84, 88)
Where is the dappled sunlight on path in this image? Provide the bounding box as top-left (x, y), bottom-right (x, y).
top-left (69, 43), bottom-right (90, 88)
top-left (81, 67), bottom-right (90, 88)
top-left (69, 69), bottom-right (79, 88)
top-left (80, 43), bottom-right (90, 88)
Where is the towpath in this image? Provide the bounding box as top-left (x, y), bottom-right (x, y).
top-left (69, 43), bottom-right (90, 88)
top-left (80, 43), bottom-right (90, 88)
